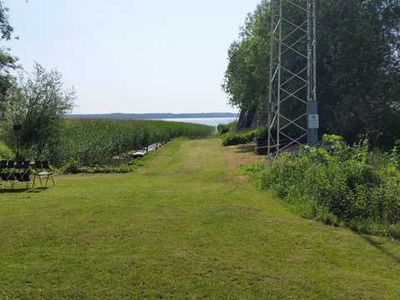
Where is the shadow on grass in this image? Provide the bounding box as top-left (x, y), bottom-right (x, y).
top-left (28, 187), bottom-right (49, 193)
top-left (234, 144), bottom-right (256, 154)
top-left (0, 187), bottom-right (48, 194)
top-left (359, 234), bottom-right (400, 265)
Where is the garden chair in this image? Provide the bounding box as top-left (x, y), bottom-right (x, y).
top-left (32, 161), bottom-right (55, 188)
top-left (15, 161), bottom-right (31, 188)
top-left (1, 160), bottom-right (15, 189)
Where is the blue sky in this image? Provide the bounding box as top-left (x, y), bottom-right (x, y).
top-left (6, 0), bottom-right (261, 114)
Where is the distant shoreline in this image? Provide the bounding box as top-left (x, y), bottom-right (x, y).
top-left (68, 112), bottom-right (238, 120)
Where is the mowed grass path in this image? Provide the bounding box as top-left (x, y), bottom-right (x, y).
top-left (1, 139), bottom-right (400, 299)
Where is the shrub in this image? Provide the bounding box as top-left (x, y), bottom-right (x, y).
top-left (4, 64), bottom-right (74, 158)
top-left (249, 135), bottom-right (400, 238)
top-left (217, 122), bottom-right (236, 135)
top-left (0, 141), bottom-right (13, 159)
top-left (61, 158), bottom-right (146, 175)
top-left (222, 130), bottom-right (259, 146)
top-left (60, 150), bottom-right (150, 175)
top-left (61, 159), bottom-right (81, 174)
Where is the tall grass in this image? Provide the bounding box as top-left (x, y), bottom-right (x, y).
top-left (51, 119), bottom-right (214, 166)
top-left (248, 135), bottom-right (400, 238)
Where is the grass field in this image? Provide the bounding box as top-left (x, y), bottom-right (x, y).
top-left (1, 139), bottom-right (400, 299)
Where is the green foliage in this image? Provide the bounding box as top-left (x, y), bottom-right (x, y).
top-left (61, 158), bottom-right (81, 174)
top-left (222, 1), bottom-right (270, 128)
top-left (322, 134), bottom-right (344, 144)
top-left (250, 138), bottom-right (400, 238)
top-left (317, 0), bottom-right (400, 146)
top-left (56, 119), bottom-right (214, 167)
top-left (0, 140), bottom-right (12, 159)
top-left (224, 0), bottom-right (400, 147)
top-left (217, 122), bottom-right (236, 135)
top-left (61, 155), bottom-right (148, 174)
top-left (3, 64), bottom-right (74, 158)
top-left (0, 1), bottom-right (17, 117)
top-left (222, 129), bottom-right (259, 146)
top-left (72, 165), bottom-right (135, 174)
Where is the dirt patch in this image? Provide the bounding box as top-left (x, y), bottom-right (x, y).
top-left (224, 143), bottom-right (265, 168)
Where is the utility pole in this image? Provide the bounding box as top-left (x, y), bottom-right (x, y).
top-left (267, 0), bottom-right (319, 156)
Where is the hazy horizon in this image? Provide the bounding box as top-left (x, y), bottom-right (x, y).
top-left (6, 0), bottom-right (261, 114)
top-left (69, 112), bottom-right (238, 115)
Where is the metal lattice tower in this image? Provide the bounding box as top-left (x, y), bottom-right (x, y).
top-left (267, 0), bottom-right (319, 156)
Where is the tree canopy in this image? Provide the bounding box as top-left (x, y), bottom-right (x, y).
top-left (223, 0), bottom-right (400, 147)
top-left (4, 64), bottom-right (75, 158)
top-left (0, 0), bottom-right (16, 117)
top-left (0, 2), bottom-right (75, 160)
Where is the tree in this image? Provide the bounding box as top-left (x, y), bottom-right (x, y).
top-left (224, 0), bottom-right (400, 147)
top-left (222, 1), bottom-right (270, 129)
top-left (4, 63), bottom-right (75, 158)
top-left (316, 0), bottom-right (400, 146)
top-left (0, 0), bottom-right (17, 117)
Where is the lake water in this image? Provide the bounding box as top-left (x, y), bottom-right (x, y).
top-left (160, 117), bottom-right (237, 127)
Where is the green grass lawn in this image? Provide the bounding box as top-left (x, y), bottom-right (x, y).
top-left (1, 139), bottom-right (400, 299)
